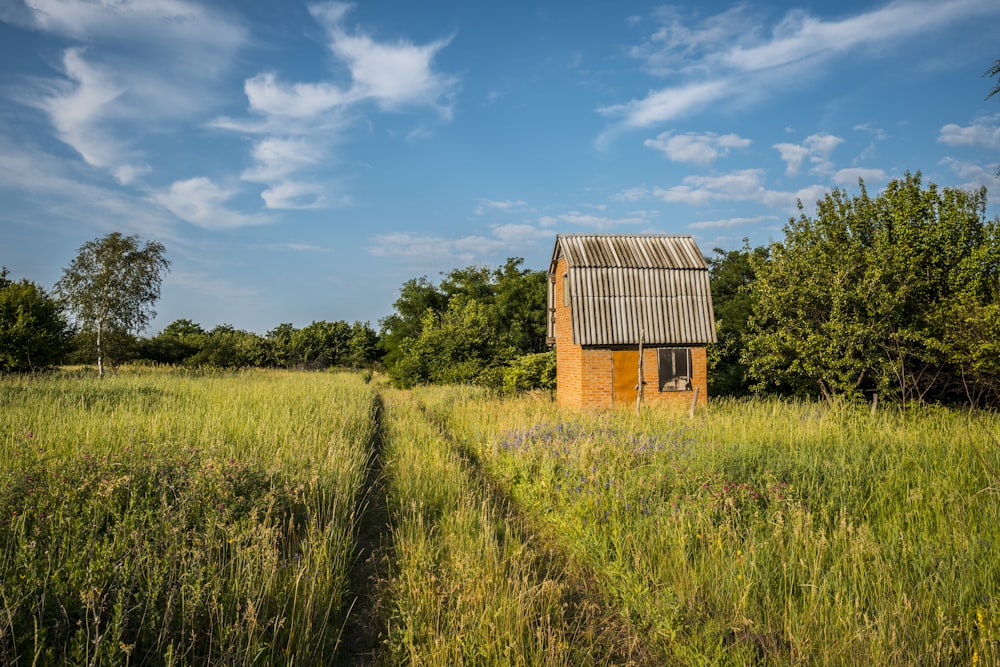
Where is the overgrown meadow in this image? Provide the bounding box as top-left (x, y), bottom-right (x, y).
top-left (1, 369), bottom-right (377, 665)
top-left (2, 368), bottom-right (999, 665)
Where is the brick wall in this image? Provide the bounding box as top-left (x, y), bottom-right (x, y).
top-left (552, 256), bottom-right (710, 410)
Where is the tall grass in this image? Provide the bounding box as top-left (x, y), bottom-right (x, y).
top-left (420, 388), bottom-right (1000, 665)
top-left (0, 368), bottom-right (376, 665)
top-left (378, 388), bottom-right (637, 665)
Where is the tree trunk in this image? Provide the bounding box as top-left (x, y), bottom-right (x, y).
top-left (96, 320), bottom-right (104, 379)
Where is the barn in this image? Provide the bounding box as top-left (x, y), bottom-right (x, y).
top-left (546, 234), bottom-right (717, 410)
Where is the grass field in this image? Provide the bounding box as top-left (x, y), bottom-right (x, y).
top-left (2, 368), bottom-right (999, 665)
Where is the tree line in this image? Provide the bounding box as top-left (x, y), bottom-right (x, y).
top-left (709, 172), bottom-right (1000, 408)
top-left (3, 172), bottom-right (999, 406)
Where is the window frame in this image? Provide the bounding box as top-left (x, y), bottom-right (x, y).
top-left (657, 347), bottom-right (692, 392)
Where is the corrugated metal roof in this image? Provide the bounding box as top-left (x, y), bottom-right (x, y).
top-left (550, 234), bottom-right (709, 271)
top-left (549, 235), bottom-right (716, 346)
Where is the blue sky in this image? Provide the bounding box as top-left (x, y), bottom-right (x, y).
top-left (2, 0), bottom-right (999, 335)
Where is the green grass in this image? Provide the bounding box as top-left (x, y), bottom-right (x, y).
top-left (376, 387), bottom-right (636, 665)
top-left (0, 368), bottom-right (377, 665)
top-left (419, 388), bottom-right (1000, 665)
top-left (4, 369), bottom-right (999, 665)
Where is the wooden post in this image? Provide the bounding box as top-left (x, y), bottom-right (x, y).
top-left (636, 328), bottom-right (645, 414)
top-left (870, 392), bottom-right (879, 417)
top-left (689, 387), bottom-right (700, 419)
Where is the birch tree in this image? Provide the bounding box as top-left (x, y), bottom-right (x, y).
top-left (55, 233), bottom-right (170, 377)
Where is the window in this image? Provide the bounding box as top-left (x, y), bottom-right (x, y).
top-left (562, 272), bottom-right (570, 307)
top-left (658, 347), bottom-right (692, 392)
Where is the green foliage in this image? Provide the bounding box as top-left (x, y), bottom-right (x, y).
top-left (54, 233), bottom-right (170, 377)
top-left (129, 319), bottom-right (379, 370)
top-left (382, 257), bottom-right (548, 389)
top-left (707, 242), bottom-right (769, 396)
top-left (745, 173), bottom-right (1000, 406)
top-left (0, 268), bottom-right (72, 372)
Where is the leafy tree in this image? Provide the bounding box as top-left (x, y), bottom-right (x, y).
top-left (745, 173), bottom-right (1000, 406)
top-left (0, 268), bottom-right (72, 372)
top-left (55, 233), bottom-right (170, 377)
top-left (136, 320), bottom-right (206, 365)
top-left (380, 257), bottom-right (548, 385)
top-left (379, 277), bottom-right (448, 368)
top-left (390, 300), bottom-right (496, 387)
top-left (289, 320), bottom-right (351, 368)
top-left (707, 242), bottom-right (768, 396)
top-left (347, 321), bottom-right (380, 366)
top-left (185, 325), bottom-right (275, 368)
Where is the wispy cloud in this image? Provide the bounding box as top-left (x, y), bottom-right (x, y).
top-left (536, 210), bottom-right (656, 230)
top-left (601, 0), bottom-right (1000, 131)
top-left (939, 157), bottom-right (1000, 191)
top-left (12, 0), bottom-right (247, 183)
top-left (0, 136), bottom-right (177, 240)
top-left (620, 169), bottom-right (829, 212)
top-left (151, 177), bottom-right (270, 230)
top-left (216, 1), bottom-right (458, 210)
top-left (644, 131), bottom-right (751, 165)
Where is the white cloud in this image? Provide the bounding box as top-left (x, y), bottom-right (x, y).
top-left (326, 28), bottom-right (456, 113)
top-left (854, 123), bottom-right (887, 141)
top-left (368, 232), bottom-right (462, 262)
top-left (604, 0), bottom-right (1000, 130)
top-left (774, 133), bottom-right (843, 175)
top-left (242, 138), bottom-right (327, 183)
top-left (832, 168), bottom-right (888, 186)
top-left (649, 168), bottom-right (829, 211)
top-left (938, 115), bottom-right (1000, 149)
top-left (939, 157), bottom-right (1000, 192)
top-left (644, 131), bottom-right (750, 165)
top-left (599, 79), bottom-right (729, 130)
top-left (0, 136), bottom-right (177, 240)
top-left (368, 221), bottom-right (554, 265)
top-left (614, 187), bottom-right (650, 202)
top-left (244, 74), bottom-right (353, 119)
top-left (14, 0), bottom-right (247, 182)
top-left (773, 143), bottom-right (810, 176)
top-left (538, 210), bottom-right (655, 231)
top-left (152, 177), bottom-right (269, 229)
top-left (35, 49), bottom-right (128, 171)
top-left (260, 182), bottom-right (328, 210)
top-left (217, 2), bottom-right (458, 208)
top-left (489, 223), bottom-right (555, 244)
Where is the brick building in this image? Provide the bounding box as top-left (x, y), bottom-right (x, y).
top-left (546, 234), bottom-right (716, 410)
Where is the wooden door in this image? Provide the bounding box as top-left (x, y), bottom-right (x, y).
top-left (612, 349), bottom-right (639, 406)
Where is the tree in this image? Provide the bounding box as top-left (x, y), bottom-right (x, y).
top-left (379, 258), bottom-right (548, 384)
top-left (744, 173), bottom-right (1000, 406)
top-left (55, 233), bottom-right (170, 377)
top-left (707, 242), bottom-right (769, 396)
top-left (0, 267), bottom-right (72, 372)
